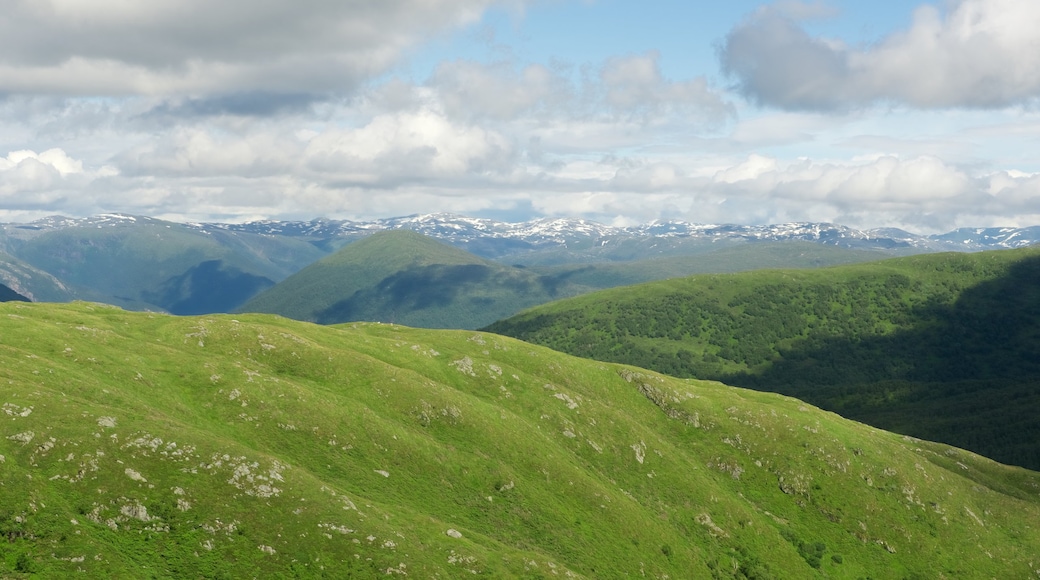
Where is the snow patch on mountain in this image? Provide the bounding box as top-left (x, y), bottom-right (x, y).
top-left (4, 213), bottom-right (1039, 254)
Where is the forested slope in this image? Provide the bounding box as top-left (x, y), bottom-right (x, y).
top-left (486, 248), bottom-right (1040, 469)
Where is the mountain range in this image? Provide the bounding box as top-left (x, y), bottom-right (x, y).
top-left (14, 213), bottom-right (1040, 257)
top-left (3, 212), bottom-right (1038, 318)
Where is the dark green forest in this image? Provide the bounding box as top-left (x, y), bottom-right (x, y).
top-left (485, 248), bottom-right (1040, 470)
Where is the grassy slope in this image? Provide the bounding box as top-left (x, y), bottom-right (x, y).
top-left (1, 302), bottom-right (1039, 578)
top-left (240, 230), bottom-right (582, 329)
top-left (485, 248), bottom-right (1040, 470)
top-left (244, 234), bottom-right (890, 330)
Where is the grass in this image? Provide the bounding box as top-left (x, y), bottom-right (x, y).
top-left (1, 301), bottom-right (1039, 577)
top-left (486, 247), bottom-right (1040, 470)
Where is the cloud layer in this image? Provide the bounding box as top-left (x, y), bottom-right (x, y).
top-left (0, 0), bottom-right (506, 95)
top-left (1, 0), bottom-right (1038, 234)
top-left (721, 0), bottom-right (1040, 109)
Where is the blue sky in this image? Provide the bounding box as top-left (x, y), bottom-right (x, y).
top-left (1, 0), bottom-right (1039, 233)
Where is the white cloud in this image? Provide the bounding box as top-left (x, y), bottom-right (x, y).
top-left (430, 60), bottom-right (568, 120)
top-left (713, 154), bottom-right (779, 184)
top-left (426, 53), bottom-right (734, 128)
top-left (696, 154), bottom-right (1006, 231)
top-left (0, 0), bottom-right (513, 96)
top-left (0, 148), bottom-right (100, 209)
top-left (721, 0), bottom-right (1040, 109)
top-left (1, 2), bottom-right (1036, 235)
top-left (600, 53), bottom-right (735, 122)
top-left (2, 148), bottom-right (83, 175)
top-left (302, 108), bottom-right (518, 186)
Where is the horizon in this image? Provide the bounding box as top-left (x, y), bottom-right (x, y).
top-left (2, 0), bottom-right (1039, 232)
top-left (3, 210), bottom-right (1035, 237)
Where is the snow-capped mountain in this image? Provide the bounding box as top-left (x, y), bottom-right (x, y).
top-left (4, 213), bottom-right (1040, 257)
top-left (201, 214), bottom-right (1040, 254)
top-left (1, 212), bottom-right (1037, 317)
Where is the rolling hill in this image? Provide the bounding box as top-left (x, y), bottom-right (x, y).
top-left (485, 247), bottom-right (1040, 470)
top-left (1, 301), bottom-right (1039, 577)
top-left (238, 230), bottom-right (594, 329)
top-left (241, 232), bottom-right (888, 330)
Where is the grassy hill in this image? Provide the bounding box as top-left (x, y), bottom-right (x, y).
top-left (2, 302), bottom-right (1040, 577)
top-left (243, 233), bottom-right (887, 330)
top-left (485, 248), bottom-right (1040, 470)
top-left (239, 230), bottom-right (591, 329)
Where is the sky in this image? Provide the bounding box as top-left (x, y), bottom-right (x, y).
top-left (2, 0), bottom-right (1040, 233)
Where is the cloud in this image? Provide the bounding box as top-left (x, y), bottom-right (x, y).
top-left (303, 108), bottom-right (518, 187)
top-left (0, 0), bottom-right (512, 96)
top-left (600, 53), bottom-right (736, 122)
top-left (144, 93), bottom-right (324, 118)
top-left (720, 0), bottom-right (1040, 109)
top-left (0, 148), bottom-right (111, 210)
top-left (696, 154), bottom-right (1003, 230)
top-left (427, 53), bottom-right (734, 126)
top-left (4, 136), bottom-right (1038, 234)
top-left (429, 60), bottom-right (569, 121)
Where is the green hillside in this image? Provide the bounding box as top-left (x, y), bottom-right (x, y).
top-left (10, 220), bottom-right (323, 313)
top-left (242, 233), bottom-right (887, 330)
top-left (2, 302), bottom-right (1040, 577)
top-left (485, 248), bottom-right (1040, 470)
top-left (239, 230), bottom-right (587, 329)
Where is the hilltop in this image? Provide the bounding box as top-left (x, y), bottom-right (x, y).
top-left (238, 230), bottom-right (583, 328)
top-left (241, 230), bottom-right (885, 329)
top-left (485, 247), bottom-right (1040, 470)
top-left (2, 302), bottom-right (1039, 577)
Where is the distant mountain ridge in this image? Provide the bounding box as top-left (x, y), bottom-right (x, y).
top-left (7, 213), bottom-right (1040, 258)
top-left (2, 212), bottom-right (1038, 316)
top-left (239, 230), bottom-right (593, 329)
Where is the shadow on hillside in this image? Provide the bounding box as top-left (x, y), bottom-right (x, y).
top-left (0, 283), bottom-right (30, 302)
top-left (315, 263), bottom-right (595, 326)
top-left (145, 260), bottom-right (275, 315)
top-left (722, 255), bottom-right (1040, 469)
top-left (317, 264), bottom-right (494, 324)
